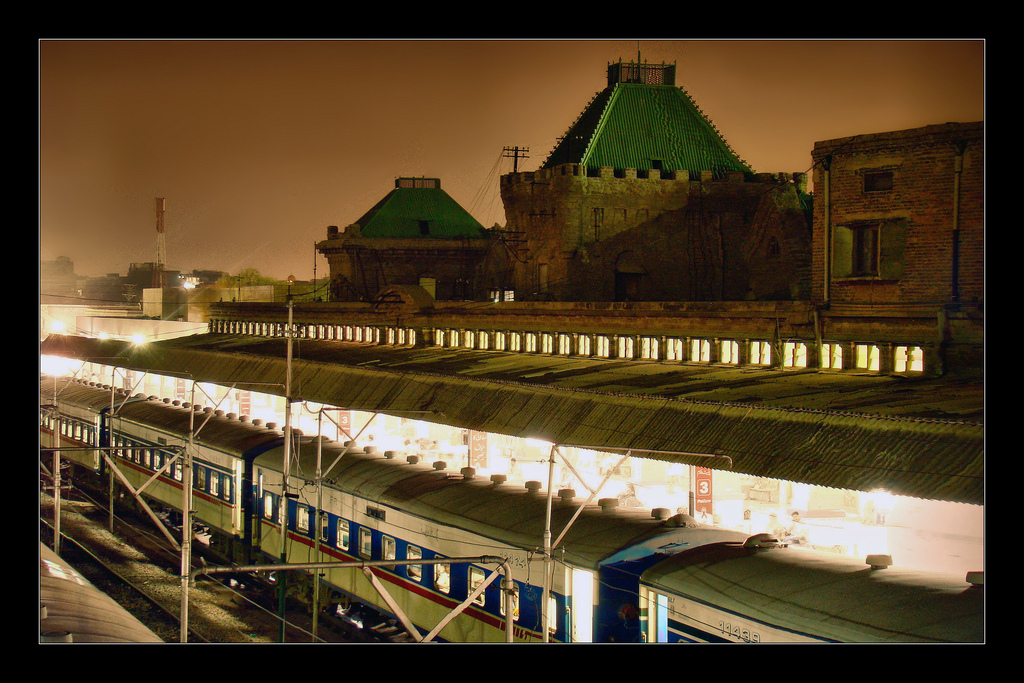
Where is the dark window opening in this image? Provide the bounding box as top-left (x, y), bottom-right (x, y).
top-left (419, 220), bottom-right (430, 235)
top-left (851, 224), bottom-right (880, 276)
top-left (864, 171), bottom-right (894, 193)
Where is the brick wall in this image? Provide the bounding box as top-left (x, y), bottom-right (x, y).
top-left (500, 164), bottom-right (811, 302)
top-left (811, 122), bottom-right (983, 306)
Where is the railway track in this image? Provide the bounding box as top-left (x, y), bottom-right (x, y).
top-left (43, 530), bottom-right (205, 643)
top-left (40, 489), bottom-right (377, 643)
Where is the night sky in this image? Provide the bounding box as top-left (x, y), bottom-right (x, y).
top-left (39, 39), bottom-right (985, 282)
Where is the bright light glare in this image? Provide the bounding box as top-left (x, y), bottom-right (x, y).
top-left (864, 489), bottom-right (897, 511)
top-left (41, 354), bottom-right (84, 377)
top-left (49, 320), bottom-right (66, 333)
top-left (131, 333), bottom-right (146, 345)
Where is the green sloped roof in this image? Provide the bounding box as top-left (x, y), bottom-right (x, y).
top-left (543, 82), bottom-right (752, 177)
top-left (354, 180), bottom-right (488, 240)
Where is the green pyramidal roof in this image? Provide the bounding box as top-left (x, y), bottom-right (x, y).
top-left (354, 178), bottom-right (488, 240)
top-left (543, 66), bottom-right (752, 178)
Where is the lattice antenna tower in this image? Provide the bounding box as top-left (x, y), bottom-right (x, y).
top-left (155, 197), bottom-right (167, 270)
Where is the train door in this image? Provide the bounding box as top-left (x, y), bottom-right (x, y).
top-left (569, 568), bottom-right (594, 642)
top-left (639, 585), bottom-right (669, 642)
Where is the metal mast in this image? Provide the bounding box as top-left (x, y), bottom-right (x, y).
top-left (155, 197), bottom-right (167, 287)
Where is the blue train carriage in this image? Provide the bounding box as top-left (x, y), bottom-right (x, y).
top-left (637, 535), bottom-right (985, 643)
top-left (251, 436), bottom-right (749, 643)
top-left (109, 398), bottom-right (283, 564)
top-left (252, 438), bottom-right (555, 642)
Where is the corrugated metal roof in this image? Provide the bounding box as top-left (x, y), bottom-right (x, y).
top-left (40, 334), bottom-right (984, 505)
top-left (543, 83), bottom-right (751, 176)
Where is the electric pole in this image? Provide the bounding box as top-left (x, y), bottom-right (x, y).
top-left (503, 146), bottom-right (530, 173)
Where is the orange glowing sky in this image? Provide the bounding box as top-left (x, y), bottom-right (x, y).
top-left (39, 39), bottom-right (985, 282)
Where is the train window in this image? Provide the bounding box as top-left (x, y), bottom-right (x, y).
top-left (571, 570), bottom-right (595, 643)
top-left (359, 527), bottom-right (372, 559)
top-left (548, 596), bottom-right (558, 637)
top-left (297, 506), bottom-right (310, 533)
top-left (263, 492), bottom-right (276, 521)
top-left (336, 519), bottom-right (349, 551)
top-left (196, 467), bottom-right (207, 491)
top-left (382, 535), bottom-right (396, 568)
top-left (434, 561), bottom-right (450, 594)
top-left (656, 593), bottom-right (669, 643)
top-left (320, 515), bottom-right (330, 543)
top-left (406, 545), bottom-right (422, 581)
top-left (469, 567), bottom-right (486, 606)
top-left (210, 472), bottom-right (220, 497)
top-left (499, 582), bottom-right (520, 621)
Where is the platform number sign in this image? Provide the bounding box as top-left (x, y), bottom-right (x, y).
top-left (695, 466), bottom-right (713, 520)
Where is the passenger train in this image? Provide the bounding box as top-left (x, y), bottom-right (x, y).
top-left (39, 375), bottom-right (984, 643)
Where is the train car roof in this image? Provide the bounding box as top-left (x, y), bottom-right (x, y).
top-left (255, 437), bottom-right (748, 570)
top-left (41, 376), bottom-right (140, 414)
top-left (115, 399), bottom-right (285, 457)
top-left (39, 543), bottom-right (163, 643)
top-left (42, 376), bottom-right (285, 457)
top-left (640, 541), bottom-right (984, 643)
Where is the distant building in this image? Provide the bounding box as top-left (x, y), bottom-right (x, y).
top-left (180, 269), bottom-right (228, 288)
top-left (317, 177), bottom-right (493, 302)
top-left (40, 256), bottom-right (79, 300)
top-left (126, 262), bottom-right (180, 293)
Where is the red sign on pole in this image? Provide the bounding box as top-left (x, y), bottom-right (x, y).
top-left (695, 466), bottom-right (713, 520)
top-left (336, 411), bottom-right (352, 441)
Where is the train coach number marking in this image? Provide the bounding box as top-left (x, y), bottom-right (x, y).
top-left (718, 621), bottom-right (760, 643)
top-left (505, 555), bottom-right (529, 570)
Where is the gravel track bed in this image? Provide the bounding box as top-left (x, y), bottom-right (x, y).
top-left (41, 493), bottom-right (368, 644)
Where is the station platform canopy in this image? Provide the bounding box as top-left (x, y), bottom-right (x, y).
top-left (40, 332), bottom-right (983, 506)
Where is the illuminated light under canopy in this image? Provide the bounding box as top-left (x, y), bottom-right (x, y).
top-left (41, 354), bottom-right (84, 377)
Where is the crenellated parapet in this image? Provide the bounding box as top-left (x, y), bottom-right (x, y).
top-left (501, 163), bottom-right (807, 189)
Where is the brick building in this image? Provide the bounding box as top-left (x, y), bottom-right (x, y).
top-left (498, 60), bottom-right (813, 302)
top-left (811, 121), bottom-right (983, 307)
top-left (316, 177), bottom-right (493, 302)
top-left (810, 121), bottom-right (984, 371)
